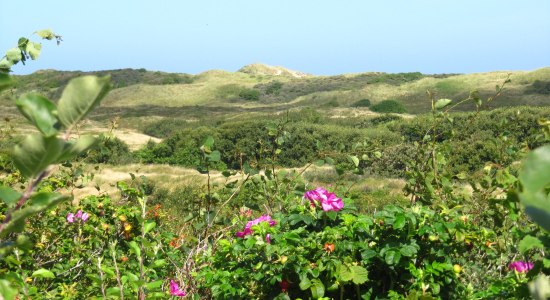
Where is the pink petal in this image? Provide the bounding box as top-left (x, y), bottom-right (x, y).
top-left (75, 210), bottom-right (83, 219)
top-left (66, 213), bottom-right (75, 223)
top-left (266, 234), bottom-right (271, 244)
top-left (81, 212), bottom-right (89, 222)
top-left (169, 280), bottom-right (186, 297)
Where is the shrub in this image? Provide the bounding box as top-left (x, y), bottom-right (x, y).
top-left (353, 98), bottom-right (371, 107)
top-left (238, 88), bottom-right (260, 101)
top-left (370, 99), bottom-right (407, 113)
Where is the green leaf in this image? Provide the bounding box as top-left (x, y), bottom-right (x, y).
top-left (349, 266), bottom-right (369, 284)
top-left (32, 268), bottom-right (55, 279)
top-left (400, 245), bottom-right (418, 257)
top-left (340, 265), bottom-right (369, 285)
top-left (57, 135), bottom-right (97, 162)
top-left (151, 259), bottom-right (167, 268)
top-left (519, 145), bottom-right (550, 231)
top-left (13, 135), bottom-right (65, 178)
top-left (348, 155), bottom-right (360, 167)
top-left (16, 93), bottom-right (59, 137)
top-left (384, 249), bottom-right (401, 265)
top-left (207, 150), bottom-right (221, 162)
top-left (310, 279), bottom-right (325, 299)
top-left (518, 235), bottom-right (544, 254)
top-left (0, 58), bottom-right (13, 72)
top-left (299, 276), bottom-right (311, 290)
top-left (393, 214), bottom-right (406, 229)
top-left (6, 48), bottom-right (22, 63)
top-left (0, 279), bottom-right (18, 300)
top-left (57, 75), bottom-right (111, 128)
top-left (26, 42), bottom-right (42, 60)
top-left (35, 29), bottom-right (55, 40)
top-left (0, 186), bottom-right (21, 205)
top-left (145, 280), bottom-right (164, 290)
top-left (434, 99), bottom-right (452, 109)
top-left (144, 221), bottom-right (156, 234)
top-left (520, 145), bottom-right (550, 192)
top-left (128, 241), bottom-right (141, 258)
top-left (203, 136), bottom-right (215, 149)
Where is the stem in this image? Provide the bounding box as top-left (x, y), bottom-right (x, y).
top-left (96, 256), bottom-right (107, 299)
top-left (110, 243), bottom-right (124, 300)
top-left (138, 197), bottom-right (147, 300)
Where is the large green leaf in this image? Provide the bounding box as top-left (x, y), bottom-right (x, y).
top-left (57, 76), bottom-right (110, 128)
top-left (0, 58), bottom-right (13, 72)
top-left (35, 29), bottom-right (55, 40)
top-left (434, 98), bottom-right (452, 110)
top-left (310, 279), bottom-right (325, 299)
top-left (16, 93), bottom-right (59, 137)
top-left (57, 135), bottom-right (97, 162)
top-left (26, 41), bottom-right (42, 60)
top-left (340, 265), bottom-right (369, 285)
top-left (13, 135), bottom-right (64, 178)
top-left (519, 145), bottom-right (550, 231)
top-left (519, 235), bottom-right (544, 254)
top-left (32, 268), bottom-right (55, 279)
top-left (0, 279), bottom-right (17, 300)
top-left (0, 186), bottom-right (22, 205)
top-left (6, 48), bottom-right (22, 63)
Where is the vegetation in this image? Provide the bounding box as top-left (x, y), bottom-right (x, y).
top-left (1, 31), bottom-right (550, 299)
top-left (370, 99), bottom-right (407, 113)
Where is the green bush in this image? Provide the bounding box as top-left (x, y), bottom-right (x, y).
top-left (370, 99), bottom-right (407, 113)
top-left (238, 88), bottom-right (260, 101)
top-left (353, 98), bottom-right (371, 107)
top-left (84, 136), bottom-right (134, 164)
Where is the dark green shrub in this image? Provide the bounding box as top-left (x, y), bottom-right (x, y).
top-left (142, 118), bottom-right (188, 138)
top-left (353, 98), bottom-right (371, 107)
top-left (84, 136), bottom-right (134, 164)
top-left (371, 99), bottom-right (407, 113)
top-left (239, 88), bottom-right (260, 101)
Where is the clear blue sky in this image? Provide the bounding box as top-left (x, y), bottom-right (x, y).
top-left (1, 0), bottom-right (549, 75)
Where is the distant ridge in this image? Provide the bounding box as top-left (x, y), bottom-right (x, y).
top-left (238, 63), bottom-right (310, 78)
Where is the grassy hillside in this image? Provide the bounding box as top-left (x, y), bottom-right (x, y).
top-left (1, 64), bottom-right (549, 126)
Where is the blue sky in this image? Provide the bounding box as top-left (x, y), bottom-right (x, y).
top-left (1, 0), bottom-right (549, 75)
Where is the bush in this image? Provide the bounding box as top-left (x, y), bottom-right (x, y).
top-left (353, 98), bottom-right (371, 107)
top-left (84, 136), bottom-right (134, 164)
top-left (370, 99), bottom-right (407, 113)
top-left (239, 88), bottom-right (260, 101)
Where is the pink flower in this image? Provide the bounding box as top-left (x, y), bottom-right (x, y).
top-left (266, 234), bottom-right (271, 244)
top-left (66, 213), bottom-right (75, 223)
top-left (304, 187), bottom-right (344, 212)
top-left (81, 212), bottom-right (89, 222)
top-left (75, 210), bottom-right (83, 219)
top-left (509, 261), bottom-right (533, 273)
top-left (236, 215), bottom-right (276, 238)
top-left (169, 280), bottom-right (186, 297)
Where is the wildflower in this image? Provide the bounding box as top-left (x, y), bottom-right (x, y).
top-left (509, 261), bottom-right (533, 273)
top-left (66, 213), bottom-right (75, 223)
top-left (81, 212), bottom-right (89, 222)
top-left (266, 234), bottom-right (271, 244)
top-left (235, 215), bottom-right (276, 238)
top-left (169, 280), bottom-right (186, 297)
top-left (119, 215), bottom-right (127, 222)
top-left (304, 187), bottom-right (344, 212)
top-left (67, 210), bottom-right (89, 223)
